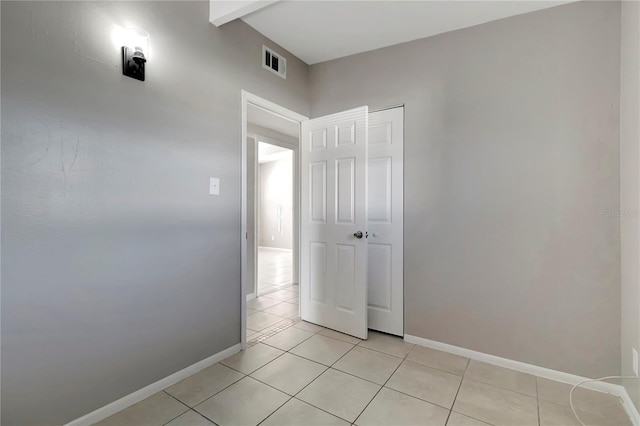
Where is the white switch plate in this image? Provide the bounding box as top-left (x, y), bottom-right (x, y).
top-left (209, 177), bottom-right (220, 195)
top-left (633, 348), bottom-right (638, 376)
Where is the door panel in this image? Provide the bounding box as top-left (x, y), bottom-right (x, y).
top-left (367, 243), bottom-right (392, 310)
top-left (310, 162), bottom-right (327, 223)
top-left (367, 107), bottom-right (404, 336)
top-left (336, 158), bottom-right (356, 224)
top-left (310, 242), bottom-right (327, 303)
top-left (368, 157), bottom-right (392, 223)
top-left (301, 106), bottom-right (369, 339)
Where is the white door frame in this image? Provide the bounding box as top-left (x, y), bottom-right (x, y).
top-left (241, 91), bottom-right (308, 349)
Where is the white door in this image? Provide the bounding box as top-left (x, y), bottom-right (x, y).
top-left (300, 106), bottom-right (369, 339)
top-left (367, 107), bottom-right (404, 336)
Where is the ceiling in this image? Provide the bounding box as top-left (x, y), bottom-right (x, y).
top-left (241, 1), bottom-right (577, 64)
top-left (247, 103), bottom-right (300, 138)
top-left (258, 142), bottom-right (292, 163)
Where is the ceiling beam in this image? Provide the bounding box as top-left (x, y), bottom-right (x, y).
top-left (209, 1), bottom-right (279, 27)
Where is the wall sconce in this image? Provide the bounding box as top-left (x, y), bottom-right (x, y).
top-left (121, 28), bottom-right (149, 81)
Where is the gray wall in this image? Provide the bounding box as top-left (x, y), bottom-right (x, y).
top-left (620, 0), bottom-right (640, 412)
top-left (310, 1), bottom-right (621, 379)
top-left (258, 153), bottom-right (293, 249)
top-left (0, 1), bottom-right (309, 424)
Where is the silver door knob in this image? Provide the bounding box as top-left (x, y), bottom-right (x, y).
top-left (353, 231), bottom-right (363, 239)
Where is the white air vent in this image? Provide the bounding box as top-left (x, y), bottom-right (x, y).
top-left (263, 45), bottom-right (286, 79)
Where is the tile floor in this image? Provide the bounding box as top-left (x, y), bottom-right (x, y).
top-left (95, 325), bottom-right (631, 426)
top-left (246, 283), bottom-right (299, 346)
top-left (257, 247), bottom-right (294, 296)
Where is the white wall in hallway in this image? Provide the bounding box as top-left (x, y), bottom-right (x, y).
top-left (259, 151), bottom-right (293, 249)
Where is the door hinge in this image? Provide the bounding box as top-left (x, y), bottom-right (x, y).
top-left (366, 231), bottom-right (369, 238)
top-left (245, 232), bottom-right (248, 239)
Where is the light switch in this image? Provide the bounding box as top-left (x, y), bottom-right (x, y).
top-left (209, 177), bottom-right (220, 195)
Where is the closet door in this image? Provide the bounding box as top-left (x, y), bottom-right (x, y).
top-left (367, 107), bottom-right (404, 336)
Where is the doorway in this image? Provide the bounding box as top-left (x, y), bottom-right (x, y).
top-left (241, 91), bottom-right (307, 349)
top-left (241, 92), bottom-right (405, 348)
top-left (256, 141), bottom-right (294, 296)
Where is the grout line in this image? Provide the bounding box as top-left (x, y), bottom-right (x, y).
top-left (460, 360), bottom-right (540, 399)
top-left (159, 392), bottom-right (191, 426)
top-left (194, 407), bottom-right (222, 425)
top-left (164, 408), bottom-right (219, 426)
top-left (177, 372), bottom-right (247, 409)
top-left (288, 377), bottom-right (353, 424)
top-left (443, 356), bottom-right (472, 424)
top-left (352, 343), bottom-right (409, 425)
top-left (443, 369), bottom-right (465, 425)
top-left (255, 395), bottom-right (294, 426)
top-left (293, 395), bottom-right (356, 424)
top-left (260, 331), bottom-right (316, 352)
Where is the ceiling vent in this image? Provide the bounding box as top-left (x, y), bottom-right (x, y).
top-left (263, 45), bottom-right (286, 79)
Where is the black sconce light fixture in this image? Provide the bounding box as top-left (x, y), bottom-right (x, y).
top-left (121, 28), bottom-right (149, 81)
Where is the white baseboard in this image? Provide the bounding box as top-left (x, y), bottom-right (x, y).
top-left (403, 334), bottom-right (623, 396)
top-left (65, 343), bottom-right (242, 426)
top-left (258, 246), bottom-right (292, 252)
top-left (246, 292), bottom-right (256, 301)
top-left (405, 334), bottom-right (640, 425)
top-left (621, 387), bottom-right (640, 426)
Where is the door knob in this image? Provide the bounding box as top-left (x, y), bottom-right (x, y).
top-left (353, 231), bottom-right (363, 239)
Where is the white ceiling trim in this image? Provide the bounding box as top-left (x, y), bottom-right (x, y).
top-left (209, 0), bottom-right (279, 27)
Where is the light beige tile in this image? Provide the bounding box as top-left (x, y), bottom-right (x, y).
top-left (246, 308), bottom-right (258, 316)
top-left (259, 285), bottom-right (279, 294)
top-left (247, 329), bottom-right (261, 340)
top-left (264, 289), bottom-right (298, 301)
top-left (262, 398), bottom-right (349, 426)
top-left (94, 392), bottom-right (188, 426)
top-left (446, 412), bottom-right (491, 426)
top-left (333, 346), bottom-right (402, 385)
top-left (194, 377), bottom-right (289, 426)
top-left (264, 302), bottom-right (300, 319)
top-left (247, 296), bottom-right (282, 311)
top-left (359, 331), bottom-right (415, 358)
top-left (537, 377), bottom-right (628, 423)
top-left (407, 346), bottom-right (469, 376)
top-left (165, 363), bottom-right (244, 406)
top-left (356, 387), bottom-right (449, 426)
top-left (320, 328), bottom-right (362, 344)
top-left (464, 361), bottom-right (536, 397)
top-left (539, 400), bottom-right (627, 426)
top-left (262, 327), bottom-right (315, 351)
top-left (221, 343), bottom-right (284, 374)
top-left (293, 321), bottom-right (325, 333)
top-left (297, 368), bottom-right (381, 423)
top-left (287, 296), bottom-right (299, 304)
top-left (290, 334), bottom-right (355, 366)
top-left (452, 379), bottom-right (537, 426)
top-left (247, 311), bottom-right (286, 331)
top-left (251, 353), bottom-right (327, 395)
top-left (259, 319), bottom-right (293, 335)
top-left (164, 410), bottom-right (215, 426)
top-left (262, 275), bottom-right (293, 285)
top-left (386, 360), bottom-right (462, 409)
